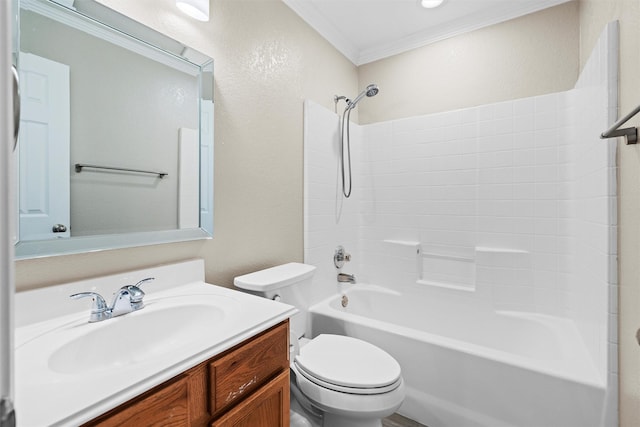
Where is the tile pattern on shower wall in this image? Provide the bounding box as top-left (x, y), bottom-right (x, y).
top-left (359, 91), bottom-right (573, 316)
top-left (354, 22), bottom-right (617, 389)
top-left (303, 100), bottom-right (362, 308)
top-left (568, 21), bottom-right (618, 396)
top-left (303, 23), bottom-right (616, 396)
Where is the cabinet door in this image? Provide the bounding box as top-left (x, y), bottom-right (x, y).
top-left (85, 375), bottom-right (189, 426)
top-left (211, 370), bottom-right (290, 427)
top-left (210, 322), bottom-right (289, 416)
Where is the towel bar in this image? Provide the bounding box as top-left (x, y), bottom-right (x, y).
top-left (601, 104), bottom-right (640, 144)
top-left (74, 163), bottom-right (168, 178)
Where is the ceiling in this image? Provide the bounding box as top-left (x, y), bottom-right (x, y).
top-left (282, 0), bottom-right (572, 66)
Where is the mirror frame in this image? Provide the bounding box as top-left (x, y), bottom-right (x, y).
top-left (14, 0), bottom-right (214, 260)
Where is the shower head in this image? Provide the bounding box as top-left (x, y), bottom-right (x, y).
top-left (365, 84), bottom-right (379, 97)
top-left (347, 83), bottom-right (379, 110)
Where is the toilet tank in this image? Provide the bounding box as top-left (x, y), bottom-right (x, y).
top-left (233, 263), bottom-right (316, 339)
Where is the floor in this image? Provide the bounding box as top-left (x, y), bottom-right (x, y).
top-left (382, 413), bottom-right (427, 427)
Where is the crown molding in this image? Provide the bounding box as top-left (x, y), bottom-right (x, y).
top-left (357, 0), bottom-right (570, 65)
top-left (282, 0), bottom-right (572, 66)
top-left (282, 0), bottom-right (359, 64)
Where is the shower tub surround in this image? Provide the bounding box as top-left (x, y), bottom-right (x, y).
top-left (310, 284), bottom-right (603, 427)
top-left (303, 23), bottom-right (618, 427)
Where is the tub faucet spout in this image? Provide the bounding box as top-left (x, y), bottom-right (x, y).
top-left (338, 273), bottom-right (356, 284)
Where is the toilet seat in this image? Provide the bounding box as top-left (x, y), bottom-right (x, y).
top-left (294, 334), bottom-right (402, 395)
top-left (292, 363), bottom-right (406, 419)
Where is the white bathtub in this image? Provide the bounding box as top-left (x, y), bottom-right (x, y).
top-left (308, 284), bottom-right (607, 427)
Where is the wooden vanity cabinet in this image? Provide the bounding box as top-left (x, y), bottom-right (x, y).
top-left (84, 320), bottom-right (290, 427)
top-left (211, 370), bottom-right (289, 427)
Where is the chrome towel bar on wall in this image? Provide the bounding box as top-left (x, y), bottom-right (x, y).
top-left (74, 163), bottom-right (168, 178)
top-left (601, 103), bottom-right (640, 144)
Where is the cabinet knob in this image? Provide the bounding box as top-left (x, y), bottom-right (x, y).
top-left (52, 224), bottom-right (67, 233)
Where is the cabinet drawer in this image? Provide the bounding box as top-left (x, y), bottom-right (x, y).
top-left (210, 369), bottom-right (290, 427)
top-left (210, 322), bottom-right (289, 416)
top-left (85, 375), bottom-right (189, 426)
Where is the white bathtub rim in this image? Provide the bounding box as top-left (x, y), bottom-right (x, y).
top-left (309, 284), bottom-right (605, 391)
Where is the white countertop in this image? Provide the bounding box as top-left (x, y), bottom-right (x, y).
top-left (14, 260), bottom-right (296, 427)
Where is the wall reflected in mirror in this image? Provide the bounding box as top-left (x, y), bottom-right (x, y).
top-left (15, 0), bottom-right (213, 259)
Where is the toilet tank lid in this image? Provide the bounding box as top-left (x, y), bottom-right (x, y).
top-left (234, 262), bottom-right (316, 291)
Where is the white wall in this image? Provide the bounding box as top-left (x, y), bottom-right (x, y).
top-left (578, 2), bottom-right (640, 425)
top-left (568, 22), bottom-right (618, 402)
top-left (303, 100), bottom-right (362, 305)
top-left (304, 22), bottom-right (616, 413)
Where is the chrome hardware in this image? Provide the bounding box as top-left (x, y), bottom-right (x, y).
top-left (132, 277), bottom-right (155, 290)
top-left (0, 397), bottom-right (16, 427)
top-left (334, 245), bottom-right (351, 269)
top-left (75, 163), bottom-right (168, 178)
top-left (601, 103), bottom-right (640, 145)
top-left (52, 224), bottom-right (67, 233)
top-left (110, 287), bottom-right (137, 316)
top-left (70, 292), bottom-right (110, 322)
top-left (129, 277), bottom-right (154, 302)
top-left (113, 277), bottom-right (153, 314)
top-left (70, 277), bottom-right (153, 322)
top-left (341, 295), bottom-right (349, 308)
top-left (272, 295), bottom-right (281, 302)
top-left (337, 272), bottom-right (356, 284)
top-left (11, 65), bottom-right (19, 151)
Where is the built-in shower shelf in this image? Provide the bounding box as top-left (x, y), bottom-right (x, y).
top-left (381, 240), bottom-right (532, 292)
top-left (475, 247), bottom-right (529, 254)
top-left (421, 251), bottom-right (475, 263)
top-left (383, 240), bottom-right (420, 248)
top-left (416, 279), bottom-right (476, 292)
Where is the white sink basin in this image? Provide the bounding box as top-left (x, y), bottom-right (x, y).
top-left (14, 261), bottom-right (297, 427)
top-left (17, 293), bottom-right (237, 382)
top-left (48, 303), bottom-right (225, 374)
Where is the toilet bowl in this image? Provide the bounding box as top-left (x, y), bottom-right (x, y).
top-left (292, 334), bottom-right (405, 427)
top-left (234, 263), bottom-right (406, 427)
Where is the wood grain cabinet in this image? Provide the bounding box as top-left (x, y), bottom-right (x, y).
top-left (84, 321), bottom-right (290, 427)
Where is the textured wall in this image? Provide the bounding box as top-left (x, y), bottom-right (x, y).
top-left (15, 0), bottom-right (358, 290)
top-left (357, 2), bottom-right (579, 124)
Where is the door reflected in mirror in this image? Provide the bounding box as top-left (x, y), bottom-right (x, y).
top-left (15, 0), bottom-right (214, 259)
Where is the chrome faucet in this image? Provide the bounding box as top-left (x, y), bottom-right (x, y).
top-left (71, 277), bottom-right (154, 322)
top-left (335, 246), bottom-right (356, 283)
top-left (334, 245), bottom-right (351, 269)
top-left (69, 292), bottom-right (110, 322)
top-left (337, 273), bottom-right (356, 284)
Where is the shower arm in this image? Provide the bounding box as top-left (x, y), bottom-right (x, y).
top-left (334, 95), bottom-right (347, 113)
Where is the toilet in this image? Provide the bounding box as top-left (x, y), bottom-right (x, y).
top-left (234, 263), bottom-right (405, 427)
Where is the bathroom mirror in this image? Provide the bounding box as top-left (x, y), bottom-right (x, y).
top-left (14, 0), bottom-right (214, 259)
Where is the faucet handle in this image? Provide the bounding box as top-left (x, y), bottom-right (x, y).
top-left (334, 245), bottom-right (352, 269)
top-left (126, 277), bottom-right (154, 303)
top-left (117, 277), bottom-right (154, 311)
top-left (133, 277), bottom-right (155, 288)
top-left (70, 292), bottom-right (109, 322)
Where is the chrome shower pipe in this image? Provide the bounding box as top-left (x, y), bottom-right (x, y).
top-left (334, 95), bottom-right (347, 113)
top-left (346, 84), bottom-right (379, 110)
top-left (337, 83), bottom-right (379, 198)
